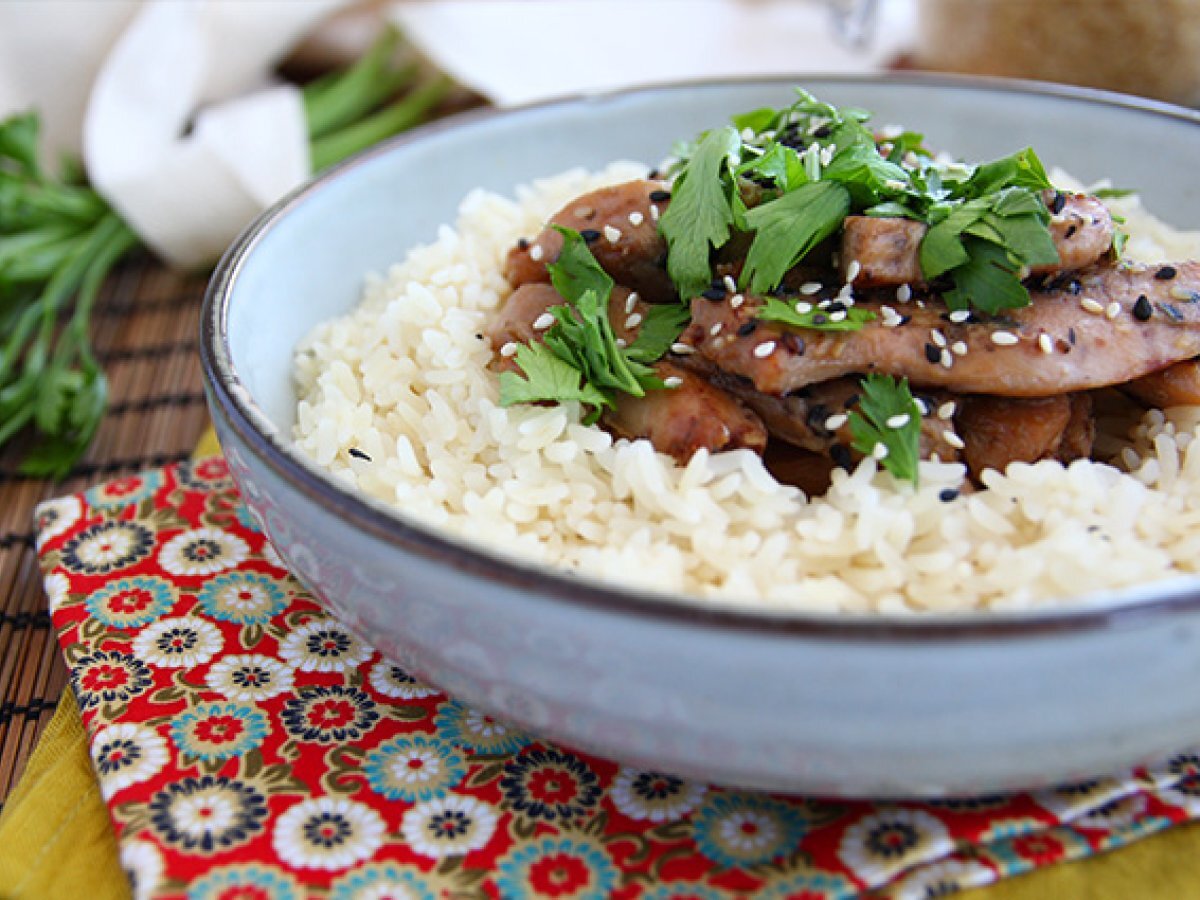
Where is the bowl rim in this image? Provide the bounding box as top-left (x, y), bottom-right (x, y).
top-left (202, 71), bottom-right (1200, 641)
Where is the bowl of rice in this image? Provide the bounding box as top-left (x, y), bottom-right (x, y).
top-left (202, 75), bottom-right (1200, 797)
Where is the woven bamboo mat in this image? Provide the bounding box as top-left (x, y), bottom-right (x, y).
top-left (0, 256), bottom-right (211, 805)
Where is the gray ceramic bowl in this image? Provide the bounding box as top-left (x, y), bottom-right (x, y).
top-left (202, 75), bottom-right (1200, 798)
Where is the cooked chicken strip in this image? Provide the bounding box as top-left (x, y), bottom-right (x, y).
top-left (683, 262), bottom-right (1200, 398)
top-left (839, 192), bottom-right (1114, 289)
top-left (504, 180), bottom-right (676, 303)
top-left (602, 360), bottom-right (767, 462)
top-left (487, 282), bottom-right (765, 460)
top-left (1122, 358), bottom-right (1200, 407)
top-left (957, 393), bottom-right (1093, 478)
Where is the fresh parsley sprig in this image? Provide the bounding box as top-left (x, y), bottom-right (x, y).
top-left (498, 227), bottom-right (671, 423)
top-left (848, 373), bottom-right (922, 484)
top-left (756, 296), bottom-right (875, 332)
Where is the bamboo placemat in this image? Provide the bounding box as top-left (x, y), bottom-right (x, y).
top-left (0, 256), bottom-right (210, 806)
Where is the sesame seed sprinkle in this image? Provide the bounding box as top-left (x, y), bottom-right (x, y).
top-left (615, 337), bottom-right (627, 348)
top-left (1080, 297), bottom-right (1105, 315)
top-left (795, 301), bottom-right (813, 314)
top-left (603, 225), bottom-right (622, 243)
top-left (991, 330), bottom-right (1019, 346)
top-left (1133, 295), bottom-right (1153, 321)
top-left (948, 309), bottom-right (971, 323)
top-left (1105, 301), bottom-right (1122, 320)
top-left (753, 340), bottom-right (777, 358)
top-left (938, 401), bottom-right (957, 420)
top-left (931, 329), bottom-right (947, 348)
top-left (824, 413), bottom-right (849, 430)
top-left (628, 211), bottom-right (644, 227)
top-left (1038, 333), bottom-right (1054, 354)
top-left (625, 293), bottom-right (638, 314)
top-left (846, 260), bottom-right (862, 282)
top-left (529, 245), bottom-right (544, 262)
top-left (886, 413), bottom-right (911, 429)
top-left (625, 313), bottom-right (643, 329)
top-left (650, 204), bottom-right (660, 221)
top-left (872, 442), bottom-right (889, 460)
top-left (731, 294), bottom-right (745, 308)
top-left (710, 323), bottom-right (723, 336)
top-left (829, 310), bottom-right (847, 322)
top-left (800, 281), bottom-right (823, 295)
top-left (670, 342), bottom-right (695, 355)
top-left (499, 341), bottom-right (518, 357)
top-left (1170, 285), bottom-right (1196, 302)
top-left (951, 341), bottom-right (968, 356)
top-left (896, 284), bottom-right (912, 302)
top-left (943, 430), bottom-right (966, 450)
top-left (663, 375), bottom-right (683, 388)
top-left (532, 313), bottom-right (555, 330)
top-left (724, 275), bottom-right (738, 293)
top-left (940, 349), bottom-right (954, 368)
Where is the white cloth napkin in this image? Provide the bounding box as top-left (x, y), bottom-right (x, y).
top-left (0, 0), bottom-right (349, 268)
top-left (391, 0), bottom-right (915, 107)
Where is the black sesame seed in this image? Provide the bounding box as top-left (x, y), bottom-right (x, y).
top-left (1133, 294), bottom-right (1153, 321)
top-left (580, 229), bottom-right (601, 243)
top-left (843, 393), bottom-right (860, 409)
top-left (812, 314), bottom-right (828, 325)
top-left (826, 300), bottom-right (847, 314)
top-left (737, 321), bottom-right (758, 337)
top-left (516, 237), bottom-right (530, 250)
top-left (924, 343), bottom-right (941, 364)
top-left (783, 333), bottom-right (806, 355)
top-left (812, 125), bottom-right (832, 138)
top-left (1067, 327), bottom-right (1077, 346)
top-left (830, 443), bottom-right (853, 469)
top-left (700, 287), bottom-right (726, 301)
top-left (711, 276), bottom-right (727, 290)
top-left (1155, 265), bottom-right (1178, 280)
top-left (647, 169), bottom-right (661, 180)
top-left (475, 333), bottom-right (484, 340)
top-left (807, 404), bottom-right (830, 432)
top-left (348, 448), bottom-right (371, 461)
top-left (1049, 192), bottom-right (1066, 214)
top-left (649, 189), bottom-right (672, 202)
top-left (939, 488), bottom-right (959, 502)
top-left (1064, 224), bottom-right (1077, 239)
top-left (1067, 279), bottom-right (1082, 295)
top-left (897, 315), bottom-right (912, 326)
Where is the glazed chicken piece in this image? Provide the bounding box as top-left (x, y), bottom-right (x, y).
top-left (839, 193), bottom-right (1114, 289)
top-left (684, 262), bottom-right (1200, 398)
top-left (1122, 358), bottom-right (1200, 407)
top-left (956, 393), bottom-right (1094, 478)
top-left (504, 180), bottom-right (676, 303)
top-left (487, 282), bottom-right (766, 460)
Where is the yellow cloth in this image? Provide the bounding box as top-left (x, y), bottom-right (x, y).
top-left (2, 427), bottom-right (1199, 899)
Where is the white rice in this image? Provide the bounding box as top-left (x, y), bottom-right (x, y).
top-left (292, 162), bottom-right (1200, 613)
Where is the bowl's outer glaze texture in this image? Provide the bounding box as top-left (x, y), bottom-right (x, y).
top-left (205, 77), bottom-right (1200, 796)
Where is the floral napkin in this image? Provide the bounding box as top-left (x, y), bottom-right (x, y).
top-left (34, 457), bottom-right (1200, 899)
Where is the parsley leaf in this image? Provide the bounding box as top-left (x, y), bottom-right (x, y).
top-left (498, 343), bottom-right (609, 420)
top-left (659, 126), bottom-right (741, 299)
top-left (848, 374), bottom-right (921, 484)
top-left (941, 236), bottom-right (1029, 313)
top-left (741, 181), bottom-right (850, 294)
top-left (547, 224), bottom-right (613, 302)
top-left (966, 147), bottom-right (1052, 196)
top-left (626, 303), bottom-right (690, 363)
top-left (756, 296), bottom-right (875, 332)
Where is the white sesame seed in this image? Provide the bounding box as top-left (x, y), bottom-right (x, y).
top-left (896, 284), bottom-right (912, 302)
top-left (710, 323), bottom-right (723, 336)
top-left (824, 413), bottom-right (849, 430)
top-left (624, 313), bottom-right (643, 330)
top-left (753, 340), bottom-right (777, 358)
top-left (603, 225), bottom-right (622, 244)
top-left (532, 312), bottom-right (555, 331)
top-left (624, 292), bottom-right (638, 314)
top-left (723, 275), bottom-right (737, 293)
top-left (663, 375), bottom-right (683, 388)
top-left (1080, 297), bottom-right (1105, 315)
top-left (837, 283), bottom-right (855, 302)
top-left (991, 330), bottom-right (1019, 346)
top-left (615, 337), bottom-right (627, 348)
top-left (800, 281), bottom-right (823, 295)
top-left (948, 309), bottom-right (971, 323)
top-left (830, 310), bottom-right (848, 322)
top-left (650, 204), bottom-right (660, 221)
top-left (499, 341), bottom-right (518, 357)
top-left (1171, 285), bottom-right (1195, 301)
top-left (1039, 333), bottom-right (1054, 354)
top-left (903, 150), bottom-right (920, 168)
top-left (886, 413), bottom-right (911, 429)
top-left (937, 401), bottom-right (957, 420)
top-left (670, 342), bottom-right (695, 354)
top-left (794, 301), bottom-right (813, 314)
top-left (951, 341), bottom-right (968, 356)
top-left (820, 145), bottom-right (835, 166)
top-left (940, 348), bottom-right (954, 368)
top-left (872, 442), bottom-right (889, 460)
top-left (628, 211), bottom-right (644, 227)
top-left (846, 260), bottom-right (862, 282)
top-left (914, 398), bottom-right (929, 415)
top-left (1017, 265), bottom-right (1031, 280)
top-left (943, 430), bottom-right (966, 450)
top-left (885, 178), bottom-right (908, 191)
top-left (1105, 301), bottom-right (1122, 320)
top-left (883, 316), bottom-right (902, 328)
top-left (730, 294), bottom-right (745, 308)
top-left (931, 328), bottom-right (947, 348)
top-left (818, 299), bottom-right (832, 310)
top-left (529, 244), bottom-right (544, 262)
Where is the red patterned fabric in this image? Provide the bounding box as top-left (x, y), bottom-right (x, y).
top-left (34, 458), bottom-right (1200, 899)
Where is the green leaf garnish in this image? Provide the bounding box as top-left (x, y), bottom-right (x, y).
top-left (848, 373), bottom-right (921, 484)
top-left (626, 303), bottom-right (690, 363)
top-left (1092, 187), bottom-right (1136, 199)
top-left (756, 296), bottom-right (876, 332)
top-left (498, 343), bottom-right (610, 421)
top-left (658, 126), bottom-right (741, 299)
top-left (941, 236), bottom-right (1030, 314)
top-left (741, 181), bottom-right (850, 295)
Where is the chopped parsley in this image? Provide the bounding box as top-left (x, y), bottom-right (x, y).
top-left (848, 374), bottom-right (922, 485)
top-left (756, 296), bottom-right (875, 332)
top-left (497, 227), bottom-right (666, 423)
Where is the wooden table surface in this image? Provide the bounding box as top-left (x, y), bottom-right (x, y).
top-left (0, 257), bottom-right (211, 804)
